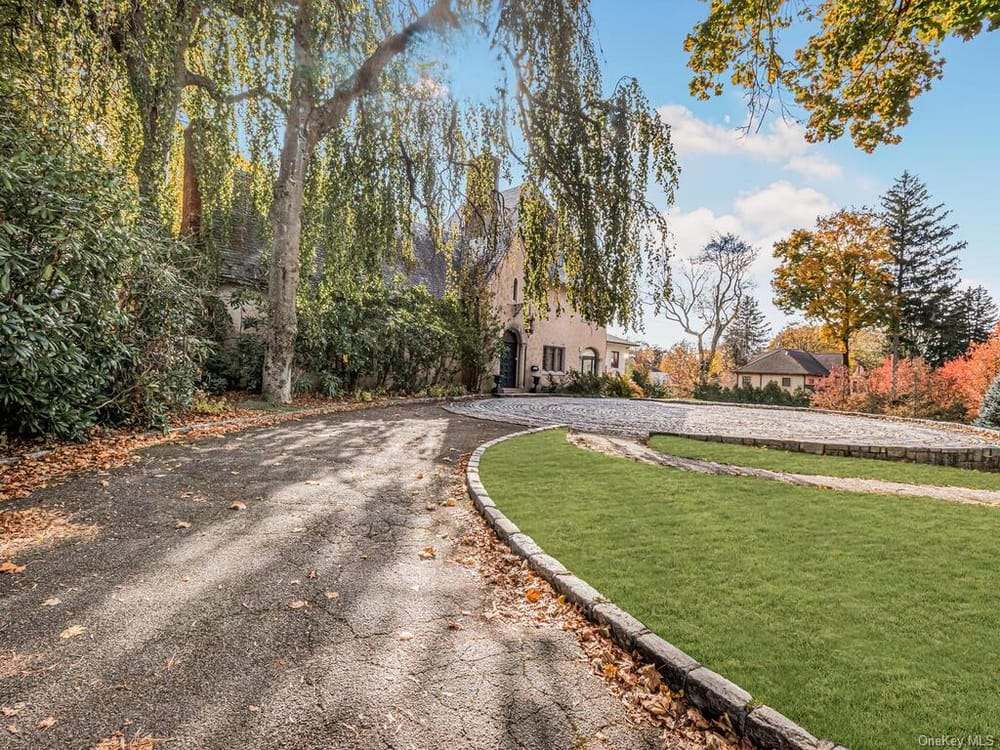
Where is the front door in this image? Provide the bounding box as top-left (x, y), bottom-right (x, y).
top-left (499, 331), bottom-right (518, 388)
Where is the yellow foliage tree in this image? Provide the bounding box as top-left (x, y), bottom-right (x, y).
top-left (772, 209), bottom-right (893, 371)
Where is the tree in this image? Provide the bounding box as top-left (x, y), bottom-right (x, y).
top-left (9, 2), bottom-right (677, 404)
top-left (723, 296), bottom-right (771, 367)
top-left (975, 371), bottom-right (1000, 428)
top-left (661, 234), bottom-right (756, 384)
top-left (880, 172), bottom-right (964, 391)
top-left (685, 1), bottom-right (1000, 151)
top-left (656, 342), bottom-right (705, 398)
top-left (772, 209), bottom-right (893, 370)
top-left (939, 323), bottom-right (1000, 418)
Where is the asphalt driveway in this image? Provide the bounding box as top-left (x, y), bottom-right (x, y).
top-left (1, 404), bottom-right (663, 750)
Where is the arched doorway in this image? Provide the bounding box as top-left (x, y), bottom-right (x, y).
top-left (580, 347), bottom-right (599, 376)
top-left (499, 330), bottom-right (519, 388)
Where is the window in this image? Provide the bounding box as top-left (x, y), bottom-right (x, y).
top-left (781, 377), bottom-right (792, 387)
top-left (542, 346), bottom-right (565, 372)
top-left (741, 376), bottom-right (751, 387)
top-left (513, 278), bottom-right (518, 302)
top-left (610, 351), bottom-right (620, 369)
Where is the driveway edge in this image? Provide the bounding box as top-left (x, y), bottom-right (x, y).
top-left (466, 426), bottom-right (848, 750)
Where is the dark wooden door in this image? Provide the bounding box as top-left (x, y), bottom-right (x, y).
top-left (499, 332), bottom-right (518, 388)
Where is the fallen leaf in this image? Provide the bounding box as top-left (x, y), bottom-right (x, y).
top-left (307, 569), bottom-right (318, 580)
top-left (37, 716), bottom-right (56, 730)
top-left (287, 600), bottom-right (308, 609)
top-left (324, 591), bottom-right (339, 600)
top-left (6, 725), bottom-right (17, 734)
top-left (1, 704), bottom-right (24, 717)
top-left (248, 705), bottom-right (261, 713)
top-left (447, 621), bottom-right (462, 630)
top-left (41, 597), bottom-right (61, 607)
top-left (59, 625), bottom-right (86, 639)
top-left (289, 579), bottom-right (300, 586)
top-left (525, 587), bottom-right (541, 603)
top-left (174, 520), bottom-right (191, 529)
top-left (398, 631), bottom-right (414, 641)
top-left (418, 547), bottom-right (437, 560)
top-left (416, 472), bottom-right (424, 480)
top-left (0, 561), bottom-right (26, 574)
top-left (229, 501), bottom-right (247, 511)
top-left (425, 503), bottom-right (436, 511)
top-left (603, 663), bottom-right (619, 678)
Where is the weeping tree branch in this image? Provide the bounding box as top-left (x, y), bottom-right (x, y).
top-left (309, 0), bottom-right (459, 139)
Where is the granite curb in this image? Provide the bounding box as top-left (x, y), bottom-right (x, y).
top-left (466, 425), bottom-right (846, 750)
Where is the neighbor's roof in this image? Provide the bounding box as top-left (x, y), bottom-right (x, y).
top-left (735, 348), bottom-right (833, 377)
top-left (606, 333), bottom-right (641, 347)
top-left (812, 352), bottom-right (846, 372)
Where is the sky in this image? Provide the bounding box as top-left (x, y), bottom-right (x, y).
top-left (442, 1), bottom-right (1000, 349)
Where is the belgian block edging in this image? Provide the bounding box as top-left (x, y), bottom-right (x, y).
top-left (466, 425), bottom-right (844, 750)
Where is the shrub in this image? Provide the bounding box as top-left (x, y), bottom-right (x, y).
top-left (693, 382), bottom-right (810, 407)
top-left (975, 372), bottom-right (1000, 428)
top-left (0, 110), bottom-right (206, 439)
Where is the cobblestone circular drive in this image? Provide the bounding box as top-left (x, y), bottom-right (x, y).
top-left (447, 397), bottom-right (1000, 448)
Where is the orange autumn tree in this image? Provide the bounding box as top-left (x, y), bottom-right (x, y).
top-left (773, 209), bottom-right (894, 370)
top-left (939, 323), bottom-right (1000, 418)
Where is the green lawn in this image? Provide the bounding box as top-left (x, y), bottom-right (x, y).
top-left (649, 434), bottom-right (1000, 490)
top-left (480, 430), bottom-right (1000, 750)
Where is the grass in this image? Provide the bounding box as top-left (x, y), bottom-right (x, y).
top-left (649, 434), bottom-right (1000, 491)
top-left (480, 429), bottom-right (1000, 749)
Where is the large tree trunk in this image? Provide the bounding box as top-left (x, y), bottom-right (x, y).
top-left (262, 8), bottom-right (314, 404)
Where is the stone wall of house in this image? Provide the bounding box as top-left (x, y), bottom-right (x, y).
top-left (488, 237), bottom-right (606, 391)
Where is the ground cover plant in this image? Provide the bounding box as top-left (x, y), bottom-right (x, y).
top-left (479, 429), bottom-right (1000, 749)
top-left (648, 434), bottom-right (1000, 490)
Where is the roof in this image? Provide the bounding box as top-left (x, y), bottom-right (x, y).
top-left (735, 348), bottom-right (834, 377)
top-left (812, 352), bottom-right (846, 371)
top-left (606, 333), bottom-right (641, 347)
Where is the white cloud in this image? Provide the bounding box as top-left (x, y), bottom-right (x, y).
top-left (658, 104), bottom-right (809, 162)
top-left (657, 104), bottom-right (850, 184)
top-left (733, 181), bottom-right (836, 238)
top-left (784, 153), bottom-right (844, 181)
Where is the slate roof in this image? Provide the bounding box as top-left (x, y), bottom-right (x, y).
top-left (735, 348), bottom-right (835, 377)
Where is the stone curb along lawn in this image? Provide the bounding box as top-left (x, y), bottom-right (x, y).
top-left (466, 426), bottom-right (848, 750)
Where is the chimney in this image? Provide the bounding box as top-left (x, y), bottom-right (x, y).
top-left (461, 153), bottom-right (501, 238)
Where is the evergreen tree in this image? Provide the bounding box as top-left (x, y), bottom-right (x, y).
top-left (975, 371), bottom-right (1000, 428)
top-left (724, 296), bottom-right (772, 366)
top-left (881, 171), bottom-right (965, 371)
top-left (931, 285), bottom-right (1000, 363)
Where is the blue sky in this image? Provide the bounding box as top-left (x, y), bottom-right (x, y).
top-left (443, 1), bottom-right (1000, 347)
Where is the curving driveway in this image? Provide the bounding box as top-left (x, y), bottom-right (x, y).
top-left (447, 397), bottom-right (1000, 448)
top-left (0, 404), bottom-right (664, 750)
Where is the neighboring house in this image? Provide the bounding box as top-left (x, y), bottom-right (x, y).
top-left (734, 349), bottom-right (844, 392)
top-left (605, 333), bottom-right (641, 375)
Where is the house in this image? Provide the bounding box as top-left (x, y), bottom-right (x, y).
top-left (605, 333), bottom-right (641, 375)
top-left (734, 348), bottom-right (844, 392)
top-left (487, 187), bottom-right (610, 391)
